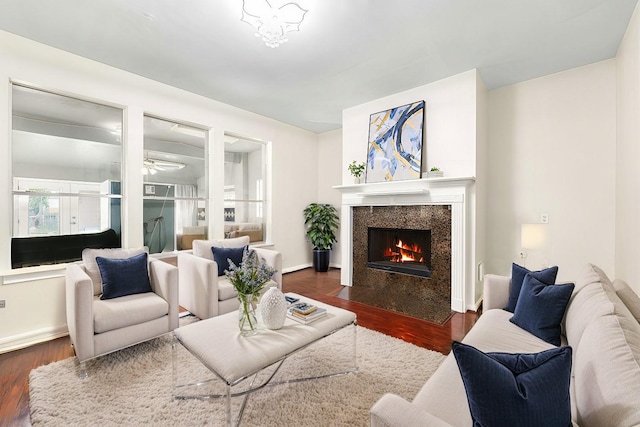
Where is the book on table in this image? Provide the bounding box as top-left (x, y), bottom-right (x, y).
top-left (290, 302), bottom-right (317, 315)
top-left (284, 293), bottom-right (301, 306)
top-left (287, 306), bottom-right (327, 324)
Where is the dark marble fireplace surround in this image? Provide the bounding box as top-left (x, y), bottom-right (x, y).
top-left (350, 204), bottom-right (453, 323)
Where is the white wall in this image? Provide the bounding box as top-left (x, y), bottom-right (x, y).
top-left (317, 129), bottom-right (343, 268)
top-left (487, 60), bottom-right (617, 283)
top-left (474, 74), bottom-right (489, 302)
top-left (0, 30), bottom-right (318, 352)
top-left (616, 3), bottom-right (640, 293)
top-left (342, 70), bottom-right (480, 182)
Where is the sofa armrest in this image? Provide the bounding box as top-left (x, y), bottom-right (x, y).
top-left (177, 252), bottom-right (220, 319)
top-left (149, 259), bottom-right (179, 330)
top-left (253, 248), bottom-right (283, 290)
top-left (65, 263), bottom-right (95, 361)
top-left (483, 274), bottom-right (511, 311)
top-left (370, 393), bottom-right (453, 427)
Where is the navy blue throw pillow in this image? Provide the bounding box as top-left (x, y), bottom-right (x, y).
top-left (452, 342), bottom-right (572, 427)
top-left (510, 275), bottom-right (575, 346)
top-left (212, 246), bottom-right (247, 276)
top-left (505, 263), bottom-right (559, 312)
top-left (96, 252), bottom-right (152, 300)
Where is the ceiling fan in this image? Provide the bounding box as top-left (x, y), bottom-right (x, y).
top-left (142, 158), bottom-right (185, 175)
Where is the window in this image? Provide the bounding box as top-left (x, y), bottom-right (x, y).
top-left (223, 133), bottom-right (268, 243)
top-left (11, 84), bottom-right (123, 268)
top-left (143, 116), bottom-right (207, 254)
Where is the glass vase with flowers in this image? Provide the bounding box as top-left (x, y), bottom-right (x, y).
top-left (225, 248), bottom-right (277, 336)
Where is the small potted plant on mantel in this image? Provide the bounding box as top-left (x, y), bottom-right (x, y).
top-left (348, 160), bottom-right (366, 184)
top-left (427, 167), bottom-right (444, 178)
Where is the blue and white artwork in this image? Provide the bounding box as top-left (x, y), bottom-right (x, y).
top-left (366, 101), bottom-right (424, 183)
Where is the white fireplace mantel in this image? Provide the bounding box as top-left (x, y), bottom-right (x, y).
top-left (334, 176), bottom-right (476, 313)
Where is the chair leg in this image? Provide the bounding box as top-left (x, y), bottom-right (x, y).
top-left (70, 343), bottom-right (88, 379)
top-left (78, 360), bottom-right (88, 380)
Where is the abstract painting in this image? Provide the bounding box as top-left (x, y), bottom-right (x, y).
top-left (366, 100), bottom-right (424, 183)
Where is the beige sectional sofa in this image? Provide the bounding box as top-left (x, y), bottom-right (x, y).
top-left (370, 264), bottom-right (640, 426)
top-left (224, 222), bottom-right (264, 243)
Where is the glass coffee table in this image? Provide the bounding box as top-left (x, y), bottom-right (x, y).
top-left (172, 293), bottom-right (357, 426)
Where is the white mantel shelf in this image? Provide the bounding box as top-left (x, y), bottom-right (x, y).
top-left (334, 176), bottom-right (475, 193)
top-left (334, 176), bottom-right (477, 313)
top-left (334, 177), bottom-right (476, 208)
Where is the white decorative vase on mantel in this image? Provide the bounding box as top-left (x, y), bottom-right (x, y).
top-left (260, 286), bottom-right (287, 330)
top-left (353, 176), bottom-right (361, 184)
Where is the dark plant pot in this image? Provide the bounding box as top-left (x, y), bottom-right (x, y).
top-left (313, 249), bottom-right (330, 272)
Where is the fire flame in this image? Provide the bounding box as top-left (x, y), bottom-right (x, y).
top-left (384, 239), bottom-right (424, 263)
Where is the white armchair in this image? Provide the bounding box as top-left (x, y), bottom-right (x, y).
top-left (65, 247), bottom-right (179, 371)
top-left (178, 236), bottom-right (282, 319)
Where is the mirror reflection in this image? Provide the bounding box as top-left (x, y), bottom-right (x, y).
top-left (11, 84), bottom-right (123, 268)
top-left (143, 116), bottom-right (207, 254)
top-left (224, 133), bottom-right (267, 244)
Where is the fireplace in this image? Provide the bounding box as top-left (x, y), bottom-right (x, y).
top-left (367, 227), bottom-right (432, 278)
top-left (335, 177), bottom-right (476, 313)
top-left (346, 204), bottom-right (452, 323)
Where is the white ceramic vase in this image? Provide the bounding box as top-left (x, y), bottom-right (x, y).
top-left (260, 286), bottom-right (287, 330)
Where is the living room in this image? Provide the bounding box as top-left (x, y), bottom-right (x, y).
top-left (1, 0), bottom-right (640, 425)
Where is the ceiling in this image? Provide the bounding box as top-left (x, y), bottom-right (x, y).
top-left (0, 0), bottom-right (637, 133)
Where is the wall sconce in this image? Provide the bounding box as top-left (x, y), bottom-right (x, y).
top-left (520, 223), bottom-right (547, 266)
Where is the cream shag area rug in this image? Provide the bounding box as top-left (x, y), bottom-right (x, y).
top-left (30, 319), bottom-right (445, 426)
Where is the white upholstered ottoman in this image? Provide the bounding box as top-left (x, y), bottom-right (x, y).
top-left (172, 294), bottom-right (357, 426)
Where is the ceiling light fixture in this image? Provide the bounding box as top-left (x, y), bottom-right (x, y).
top-left (224, 135), bottom-right (240, 144)
top-left (169, 123), bottom-right (206, 138)
top-left (241, 0), bottom-right (308, 48)
top-left (142, 158), bottom-right (185, 175)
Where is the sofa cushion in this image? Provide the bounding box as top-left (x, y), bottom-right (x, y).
top-left (564, 284), bottom-right (614, 350)
top-left (96, 252), bottom-right (152, 300)
top-left (452, 342), bottom-right (572, 427)
top-left (212, 246), bottom-right (247, 276)
top-left (217, 278), bottom-right (237, 301)
top-left (613, 279), bottom-right (640, 323)
top-left (229, 229), bottom-right (263, 242)
top-left (564, 264), bottom-right (636, 349)
top-left (412, 310), bottom-right (556, 426)
top-left (93, 292), bottom-right (169, 334)
top-left (179, 234), bottom-right (206, 250)
top-left (82, 247), bottom-right (147, 296)
top-left (510, 275), bottom-right (574, 346)
top-left (506, 263), bottom-right (558, 312)
top-left (192, 236), bottom-right (251, 261)
top-left (574, 314), bottom-right (640, 427)
top-left (589, 263), bottom-right (614, 289)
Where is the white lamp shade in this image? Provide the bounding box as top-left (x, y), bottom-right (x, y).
top-left (521, 223), bottom-right (546, 249)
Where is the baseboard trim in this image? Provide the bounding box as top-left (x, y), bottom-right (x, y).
top-left (282, 264), bottom-right (342, 274)
top-left (0, 324), bottom-right (68, 355)
top-left (282, 264), bottom-right (312, 274)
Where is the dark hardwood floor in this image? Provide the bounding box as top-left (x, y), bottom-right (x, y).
top-left (0, 267), bottom-right (478, 426)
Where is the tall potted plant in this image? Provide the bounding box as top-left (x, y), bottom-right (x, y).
top-left (303, 203), bottom-right (339, 272)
